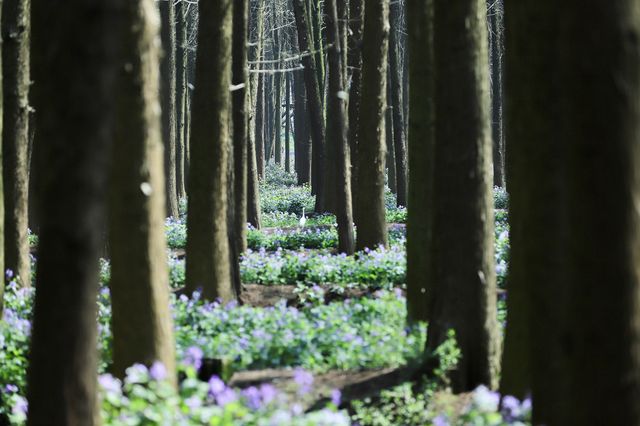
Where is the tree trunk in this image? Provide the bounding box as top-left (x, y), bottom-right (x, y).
top-left (488, 0), bottom-right (504, 188)
top-left (499, 2), bottom-right (567, 422)
top-left (347, 0), bottom-right (363, 224)
top-left (2, 0), bottom-right (30, 286)
top-left (325, 0), bottom-right (355, 255)
top-left (425, 0), bottom-right (500, 391)
top-left (232, 0), bottom-right (249, 253)
top-left (185, 0), bottom-right (235, 302)
top-left (159, 0), bottom-right (179, 219)
top-left (293, 0), bottom-right (325, 211)
top-left (285, 73), bottom-right (291, 173)
top-left (406, 0), bottom-right (434, 324)
top-left (27, 0), bottom-right (117, 422)
top-left (255, 73), bottom-right (265, 178)
top-left (389, 0), bottom-right (407, 207)
top-left (175, 0), bottom-right (188, 201)
top-left (0, 0), bottom-right (5, 315)
top-left (109, 0), bottom-right (176, 383)
top-left (386, 70), bottom-right (396, 194)
top-left (294, 72), bottom-right (311, 184)
top-left (355, 0), bottom-right (389, 251)
top-left (562, 1), bottom-right (640, 423)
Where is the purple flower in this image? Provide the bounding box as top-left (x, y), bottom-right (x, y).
top-left (149, 361), bottom-right (167, 381)
top-left (242, 386), bottom-right (263, 410)
top-left (5, 269), bottom-right (13, 279)
top-left (4, 384), bottom-right (18, 393)
top-left (433, 415), bottom-right (449, 426)
top-left (293, 368), bottom-right (314, 395)
top-left (124, 364), bottom-right (148, 384)
top-left (216, 388), bottom-right (238, 406)
top-left (472, 385), bottom-right (500, 412)
top-left (12, 396), bottom-right (27, 417)
top-left (208, 375), bottom-right (226, 396)
top-left (331, 389), bottom-right (341, 406)
top-left (184, 395), bottom-right (202, 410)
top-left (184, 346), bottom-right (204, 370)
top-left (259, 384), bottom-right (278, 405)
top-left (98, 373), bottom-right (122, 393)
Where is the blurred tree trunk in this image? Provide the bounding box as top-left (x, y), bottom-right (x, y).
top-left (109, 0), bottom-right (176, 384)
top-left (26, 0), bottom-right (117, 422)
top-left (2, 0), bottom-right (30, 286)
top-left (0, 0), bottom-right (5, 315)
top-left (406, 0), bottom-right (434, 324)
top-left (294, 73), bottom-right (311, 185)
top-left (355, 0), bottom-right (389, 251)
top-left (255, 73), bottom-right (265, 178)
top-left (185, 0), bottom-right (235, 302)
top-left (386, 70), bottom-right (396, 194)
top-left (425, 0), bottom-right (500, 391)
top-left (325, 0), bottom-right (354, 255)
top-left (285, 73), bottom-right (291, 173)
top-left (159, 0), bottom-right (179, 219)
top-left (499, 2), bottom-right (566, 422)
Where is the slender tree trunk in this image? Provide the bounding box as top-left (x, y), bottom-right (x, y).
top-left (185, 0), bottom-right (235, 302)
top-left (27, 0), bottom-right (117, 422)
top-left (0, 0), bottom-right (5, 315)
top-left (499, 2), bottom-right (566, 422)
top-left (175, 0), bottom-right (188, 201)
top-left (386, 71), bottom-right (396, 194)
top-left (347, 0), bottom-right (363, 223)
top-left (273, 6), bottom-right (283, 167)
top-left (255, 73), bottom-right (265, 178)
top-left (488, 0), bottom-right (504, 188)
top-left (109, 0), bottom-right (176, 383)
top-left (355, 0), bottom-right (389, 251)
top-left (2, 0), bottom-right (30, 286)
top-left (406, 0), bottom-right (434, 324)
top-left (325, 0), bottom-right (354, 255)
top-left (159, 0), bottom-right (179, 219)
top-left (389, 0), bottom-right (407, 207)
top-left (425, 0), bottom-right (500, 391)
top-left (294, 72), bottom-right (311, 184)
top-left (562, 1), bottom-right (640, 423)
top-left (293, 0), bottom-right (325, 211)
top-left (247, 118), bottom-right (261, 228)
top-left (232, 0), bottom-right (249, 253)
top-left (285, 73), bottom-right (291, 173)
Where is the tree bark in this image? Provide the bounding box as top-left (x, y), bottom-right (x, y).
top-left (562, 1), bottom-right (640, 423)
top-left (2, 0), bottom-right (30, 286)
top-left (185, 0), bottom-right (235, 302)
top-left (293, 0), bottom-right (325, 211)
top-left (294, 72), bottom-right (311, 184)
top-left (159, 0), bottom-right (179, 219)
top-left (347, 0), bottom-right (363, 223)
top-left (175, 0), bottom-right (188, 201)
top-left (488, 0), bottom-right (504, 188)
top-left (285, 72), bottom-right (291, 173)
top-left (109, 0), bottom-right (176, 383)
top-left (406, 0), bottom-right (434, 324)
top-left (325, 0), bottom-right (354, 255)
top-left (389, 0), bottom-right (407, 207)
top-left (386, 70), bottom-right (396, 194)
top-left (255, 73), bottom-right (265, 178)
top-left (0, 0), bottom-right (5, 315)
top-left (425, 0), bottom-right (500, 391)
top-left (355, 0), bottom-right (389, 251)
top-left (27, 0), bottom-right (117, 422)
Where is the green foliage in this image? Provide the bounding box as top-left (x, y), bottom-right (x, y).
top-left (263, 163), bottom-right (299, 187)
top-left (260, 183), bottom-right (315, 216)
top-left (261, 212), bottom-right (335, 228)
top-left (247, 228), bottom-right (338, 251)
top-left (494, 187), bottom-right (509, 210)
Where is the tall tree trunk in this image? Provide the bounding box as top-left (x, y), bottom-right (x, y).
top-left (247, 118), bottom-right (261, 228)
top-left (386, 70), bottom-right (396, 194)
top-left (255, 73), bottom-right (265, 178)
top-left (272, 6), bottom-right (283, 167)
top-left (185, 0), bottom-right (235, 302)
top-left (232, 0), bottom-right (249, 253)
top-left (347, 0), bottom-right (363, 223)
top-left (27, 0), bottom-right (117, 422)
top-left (0, 0), bottom-right (5, 315)
top-left (389, 0), bottom-right (407, 207)
top-left (325, 0), bottom-right (354, 255)
top-left (562, 1), bottom-right (640, 423)
top-left (355, 0), bottom-right (389, 251)
top-left (425, 0), bottom-right (500, 391)
top-left (2, 0), bottom-right (30, 286)
top-left (109, 0), bottom-right (176, 383)
top-left (293, 0), bottom-right (325, 211)
top-left (499, 2), bottom-right (566, 422)
top-left (160, 0), bottom-right (179, 219)
top-left (406, 0), bottom-right (434, 324)
top-left (175, 0), bottom-right (188, 201)
top-left (488, 0), bottom-right (504, 188)
top-left (294, 73), bottom-right (311, 184)
top-left (285, 73), bottom-right (291, 173)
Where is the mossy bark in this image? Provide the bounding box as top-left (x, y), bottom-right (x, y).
top-left (425, 0), bottom-right (500, 391)
top-left (185, 0), bottom-right (235, 302)
top-left (109, 0), bottom-right (176, 384)
top-left (355, 0), bottom-right (389, 251)
top-left (2, 0), bottom-right (30, 286)
top-left (27, 0), bottom-right (118, 422)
